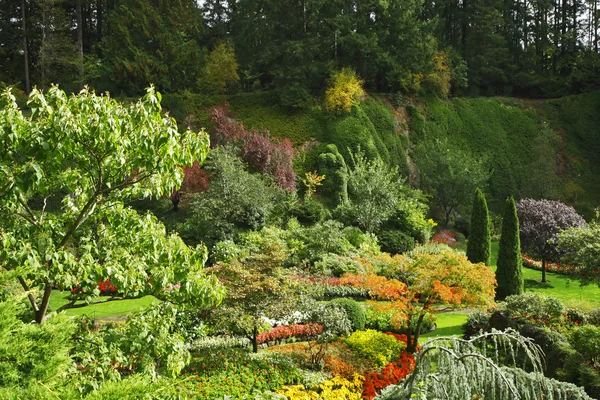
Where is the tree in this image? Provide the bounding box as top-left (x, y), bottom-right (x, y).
top-left (517, 199), bottom-right (586, 283)
top-left (325, 68), bottom-right (365, 113)
top-left (402, 250), bottom-right (496, 352)
top-left (201, 41), bottom-right (240, 94)
top-left (496, 196), bottom-right (524, 300)
top-left (416, 138), bottom-right (489, 226)
top-left (466, 188), bottom-right (491, 265)
top-left (0, 86), bottom-right (225, 324)
top-left (558, 222), bottom-right (600, 286)
top-left (206, 243), bottom-right (306, 353)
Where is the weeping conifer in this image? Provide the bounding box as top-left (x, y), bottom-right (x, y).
top-left (496, 196), bottom-right (524, 300)
top-left (466, 188), bottom-right (491, 265)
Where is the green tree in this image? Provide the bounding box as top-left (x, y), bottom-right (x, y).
top-left (466, 188), bottom-right (491, 265)
top-left (415, 138), bottom-right (489, 226)
top-left (0, 86), bottom-right (225, 323)
top-left (496, 196), bottom-right (524, 300)
top-left (201, 41), bottom-right (239, 94)
top-left (206, 243), bottom-right (306, 353)
top-left (558, 223), bottom-right (600, 286)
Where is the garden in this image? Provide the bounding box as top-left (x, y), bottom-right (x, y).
top-left (2, 86), bottom-right (600, 400)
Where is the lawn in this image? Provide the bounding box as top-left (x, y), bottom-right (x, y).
top-left (419, 313), bottom-right (469, 343)
top-left (49, 290), bottom-right (157, 320)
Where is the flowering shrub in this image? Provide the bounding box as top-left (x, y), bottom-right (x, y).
top-left (71, 279), bottom-right (118, 296)
top-left (338, 274), bottom-right (407, 301)
top-left (277, 374), bottom-right (365, 400)
top-left (429, 230), bottom-right (458, 247)
top-left (522, 254), bottom-right (579, 276)
top-left (345, 330), bottom-right (406, 368)
top-left (364, 301), bottom-right (408, 332)
top-left (258, 324), bottom-right (323, 344)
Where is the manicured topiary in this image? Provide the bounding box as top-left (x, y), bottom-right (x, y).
top-left (466, 188), bottom-right (491, 265)
top-left (496, 196), bottom-right (524, 300)
top-left (330, 298), bottom-right (366, 331)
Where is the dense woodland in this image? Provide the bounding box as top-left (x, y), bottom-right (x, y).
top-left (2, 1), bottom-right (600, 400)
top-left (1, 0), bottom-right (600, 99)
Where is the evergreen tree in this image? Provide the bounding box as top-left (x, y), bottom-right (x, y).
top-left (496, 196), bottom-right (524, 300)
top-left (466, 188), bottom-right (491, 265)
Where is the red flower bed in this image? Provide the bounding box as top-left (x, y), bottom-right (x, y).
top-left (361, 332), bottom-right (416, 400)
top-left (522, 254), bottom-right (580, 276)
top-left (430, 230), bottom-right (457, 247)
top-left (257, 323), bottom-right (323, 344)
top-left (70, 279), bottom-right (118, 295)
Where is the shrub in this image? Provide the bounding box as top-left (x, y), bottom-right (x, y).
top-left (317, 144), bottom-right (349, 206)
top-left (257, 324), bottom-right (324, 344)
top-left (345, 330), bottom-right (406, 367)
top-left (364, 301), bottom-right (406, 332)
top-left (362, 351), bottom-right (416, 400)
top-left (466, 188), bottom-right (491, 265)
top-left (330, 298), bottom-right (366, 331)
top-left (430, 230), bottom-right (458, 247)
top-left (277, 374), bottom-right (364, 400)
top-left (496, 196), bottom-right (524, 300)
top-left (377, 229), bottom-right (415, 254)
top-left (501, 293), bottom-right (565, 327)
top-left (325, 68), bottom-right (365, 113)
top-left (463, 310), bottom-right (491, 338)
top-left (293, 197), bottom-right (328, 224)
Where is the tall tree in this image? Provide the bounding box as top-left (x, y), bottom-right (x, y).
top-left (0, 86), bottom-right (225, 323)
top-left (21, 0), bottom-right (30, 93)
top-left (466, 188), bottom-right (492, 265)
top-left (496, 196), bottom-right (524, 300)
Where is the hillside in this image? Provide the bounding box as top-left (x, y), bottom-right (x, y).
top-left (162, 91), bottom-right (599, 222)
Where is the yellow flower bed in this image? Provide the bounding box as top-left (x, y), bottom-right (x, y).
top-left (277, 374), bottom-right (364, 400)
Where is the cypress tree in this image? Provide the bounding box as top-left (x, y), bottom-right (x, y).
top-left (496, 196), bottom-right (524, 300)
top-left (466, 188), bottom-right (491, 265)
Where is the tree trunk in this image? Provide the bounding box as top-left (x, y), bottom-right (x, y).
top-left (21, 0), bottom-right (30, 94)
top-left (252, 325), bottom-right (258, 353)
top-left (541, 258), bottom-right (547, 283)
top-left (76, 0), bottom-right (85, 87)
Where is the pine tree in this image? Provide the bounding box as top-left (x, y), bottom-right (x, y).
top-left (496, 196), bottom-right (524, 300)
top-left (466, 188), bottom-right (491, 265)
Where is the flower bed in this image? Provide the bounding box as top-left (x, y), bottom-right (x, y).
top-left (257, 323), bottom-right (323, 345)
top-left (522, 254), bottom-right (580, 276)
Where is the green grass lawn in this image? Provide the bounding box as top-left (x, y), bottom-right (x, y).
top-left (49, 290), bottom-right (157, 320)
top-left (419, 313), bottom-right (469, 343)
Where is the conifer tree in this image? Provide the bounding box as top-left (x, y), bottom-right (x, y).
top-left (466, 188), bottom-right (491, 265)
top-left (496, 196), bottom-right (524, 300)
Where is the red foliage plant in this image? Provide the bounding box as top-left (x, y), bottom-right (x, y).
top-left (210, 103), bottom-right (296, 191)
top-left (257, 323), bottom-right (323, 344)
top-left (430, 230), bottom-right (458, 247)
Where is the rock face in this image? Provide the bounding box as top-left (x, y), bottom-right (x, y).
top-left (489, 311), bottom-right (510, 331)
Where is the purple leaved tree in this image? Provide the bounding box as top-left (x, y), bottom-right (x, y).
top-left (517, 199), bottom-right (586, 282)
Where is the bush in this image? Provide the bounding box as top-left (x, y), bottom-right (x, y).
top-left (501, 293), bottom-right (565, 326)
top-left (293, 197), bottom-right (328, 224)
top-left (462, 310), bottom-right (491, 339)
top-left (325, 68), bottom-right (365, 113)
top-left (377, 229), bottom-right (415, 254)
top-left (364, 301), bottom-right (406, 332)
top-left (345, 330), bottom-right (406, 367)
top-left (312, 254), bottom-right (359, 277)
top-left (330, 298), bottom-right (366, 331)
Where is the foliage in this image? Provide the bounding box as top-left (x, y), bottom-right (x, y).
top-left (463, 310), bottom-right (492, 339)
top-left (185, 146), bottom-right (285, 249)
top-left (466, 188), bottom-right (492, 265)
top-left (317, 144), bottom-right (349, 206)
top-left (302, 171), bottom-right (325, 200)
top-left (75, 303), bottom-right (190, 391)
top-left (522, 254), bottom-right (580, 276)
top-left (423, 51), bottom-right (452, 97)
top-left (185, 349), bottom-right (303, 399)
top-left (329, 298), bottom-right (366, 332)
top-left (201, 41), bottom-right (239, 94)
top-left (430, 230), bottom-right (458, 247)
top-left (500, 293), bottom-right (566, 328)
top-left (345, 330), bottom-right (405, 368)
top-left (517, 198), bottom-right (586, 282)
top-left (210, 104), bottom-right (296, 191)
top-left (376, 230), bottom-right (415, 255)
top-left (401, 250), bottom-right (497, 351)
top-left (558, 223), bottom-right (600, 286)
top-left (414, 136), bottom-right (489, 225)
top-left (362, 348), bottom-right (415, 400)
top-left (293, 197), bottom-right (328, 225)
top-left (377, 329), bottom-right (594, 400)
top-left (0, 296), bottom-right (75, 397)
top-left (206, 243), bottom-right (307, 352)
top-left (0, 86), bottom-right (224, 324)
top-left (496, 196), bottom-right (524, 300)
top-left (325, 68), bottom-right (365, 113)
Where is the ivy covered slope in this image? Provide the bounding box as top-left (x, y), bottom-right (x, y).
top-left (203, 90), bottom-right (600, 218)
